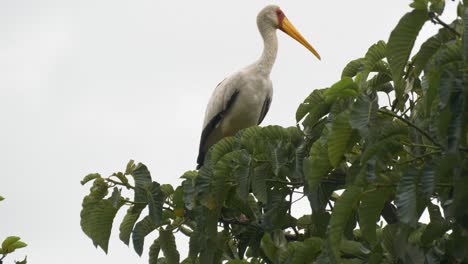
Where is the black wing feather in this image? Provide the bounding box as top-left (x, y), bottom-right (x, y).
top-left (257, 96), bottom-right (271, 125)
top-left (197, 90), bottom-right (240, 169)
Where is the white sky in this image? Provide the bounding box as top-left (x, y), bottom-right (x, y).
top-left (0, 1), bottom-right (457, 263)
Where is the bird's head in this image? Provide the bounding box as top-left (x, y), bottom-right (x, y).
top-left (257, 5), bottom-right (321, 60)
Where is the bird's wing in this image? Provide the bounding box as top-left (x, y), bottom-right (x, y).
top-left (257, 96), bottom-right (271, 124)
top-left (197, 78), bottom-right (241, 168)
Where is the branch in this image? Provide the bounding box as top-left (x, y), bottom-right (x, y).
top-left (378, 109), bottom-right (442, 148)
top-left (428, 11), bottom-right (461, 37)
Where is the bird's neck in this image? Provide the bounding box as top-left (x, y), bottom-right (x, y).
top-left (256, 24), bottom-right (278, 76)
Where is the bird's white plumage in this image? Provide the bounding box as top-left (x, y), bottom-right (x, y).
top-left (197, 5), bottom-right (291, 168)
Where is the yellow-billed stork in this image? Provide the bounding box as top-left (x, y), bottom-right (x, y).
top-left (197, 5), bottom-right (320, 169)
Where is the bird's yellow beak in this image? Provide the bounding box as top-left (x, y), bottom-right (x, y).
top-left (280, 17), bottom-right (321, 60)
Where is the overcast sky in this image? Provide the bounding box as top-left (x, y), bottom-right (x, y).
top-left (0, 1), bottom-right (457, 263)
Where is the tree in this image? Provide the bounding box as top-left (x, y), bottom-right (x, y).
top-left (80, 0), bottom-right (468, 263)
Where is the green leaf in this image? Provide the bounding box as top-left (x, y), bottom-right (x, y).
top-left (303, 138), bottom-right (331, 193)
top-left (125, 159), bottom-right (136, 175)
top-left (410, 0), bottom-right (428, 10)
top-left (119, 206), bottom-right (144, 245)
top-left (210, 137), bottom-right (236, 165)
top-left (395, 167), bottom-right (420, 225)
top-left (340, 240), bottom-right (371, 258)
top-left (361, 41), bottom-right (387, 85)
top-left (14, 256), bottom-right (27, 264)
top-left (2, 236), bottom-right (21, 253)
top-left (0, 196), bottom-right (4, 201)
top-left (149, 239), bottom-right (161, 264)
top-left (429, 0), bottom-right (445, 15)
top-left (80, 196), bottom-right (124, 253)
top-left (296, 89), bottom-right (330, 125)
top-left (349, 95), bottom-right (378, 136)
top-left (81, 173), bottom-right (101, 185)
top-left (160, 184), bottom-right (175, 197)
top-left (159, 229), bottom-right (180, 264)
top-left (132, 216), bottom-right (158, 256)
top-left (412, 27), bottom-right (455, 76)
top-left (132, 163), bottom-right (152, 204)
top-left (110, 187), bottom-right (121, 208)
top-left (359, 188), bottom-right (391, 245)
top-left (235, 150), bottom-right (252, 199)
top-left (328, 111), bottom-right (353, 167)
top-left (324, 77), bottom-right (359, 103)
top-left (146, 182), bottom-right (165, 226)
top-left (342, 58), bottom-right (365, 78)
top-left (328, 186), bottom-right (362, 263)
top-left (252, 163), bottom-right (268, 204)
top-left (421, 162), bottom-right (436, 200)
top-left (387, 9), bottom-right (429, 105)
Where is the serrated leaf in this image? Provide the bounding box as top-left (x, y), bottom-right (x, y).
top-left (328, 186), bottom-right (362, 263)
top-left (159, 229), bottom-right (180, 264)
top-left (395, 167), bottom-right (420, 225)
top-left (81, 173), bottom-right (101, 185)
top-left (149, 239), bottom-right (161, 264)
top-left (80, 196), bottom-right (124, 253)
top-left (132, 216), bottom-right (158, 256)
top-left (304, 138), bottom-right (331, 192)
top-left (387, 9), bottom-right (429, 106)
top-left (328, 111), bottom-right (353, 167)
top-left (359, 188), bottom-right (391, 245)
top-left (119, 206), bottom-right (144, 245)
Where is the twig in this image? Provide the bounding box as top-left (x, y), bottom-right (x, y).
top-left (106, 178), bottom-right (135, 189)
top-left (378, 109), bottom-right (441, 148)
top-left (428, 11), bottom-right (461, 37)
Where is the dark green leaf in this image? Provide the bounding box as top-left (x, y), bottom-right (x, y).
top-left (132, 163), bottom-right (152, 204)
top-left (387, 9), bottom-right (429, 105)
top-left (159, 229), bottom-right (180, 264)
top-left (349, 95), bottom-right (378, 136)
top-left (132, 216), bottom-right (158, 256)
top-left (119, 206), bottom-right (144, 245)
top-left (359, 188), bottom-right (391, 245)
top-left (81, 173), bottom-right (101, 185)
top-left (328, 186), bottom-right (362, 263)
top-left (395, 167), bottom-right (420, 225)
top-left (303, 138), bottom-right (331, 193)
top-left (149, 239), bottom-right (161, 264)
top-left (80, 196), bottom-right (124, 253)
top-left (146, 182), bottom-right (165, 226)
top-left (342, 58), bottom-right (365, 78)
top-left (328, 111), bottom-right (353, 167)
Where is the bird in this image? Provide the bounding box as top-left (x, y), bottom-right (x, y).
top-left (196, 5), bottom-right (321, 169)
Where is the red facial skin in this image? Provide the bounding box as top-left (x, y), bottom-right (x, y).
top-left (276, 8), bottom-right (286, 29)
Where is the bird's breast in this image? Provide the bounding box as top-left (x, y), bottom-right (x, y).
top-left (220, 79), bottom-right (270, 137)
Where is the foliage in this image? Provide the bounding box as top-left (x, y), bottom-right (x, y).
top-left (0, 198), bottom-right (27, 264)
top-left (80, 1), bottom-right (468, 263)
